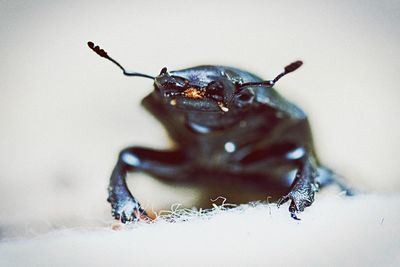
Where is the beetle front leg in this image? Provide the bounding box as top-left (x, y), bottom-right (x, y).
top-left (108, 147), bottom-right (188, 223)
top-left (108, 163), bottom-right (148, 223)
top-left (277, 156), bottom-right (319, 220)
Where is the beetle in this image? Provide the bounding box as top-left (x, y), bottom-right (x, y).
top-left (88, 41), bottom-right (351, 222)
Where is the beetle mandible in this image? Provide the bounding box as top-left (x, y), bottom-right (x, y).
top-left (88, 41), bottom-right (351, 222)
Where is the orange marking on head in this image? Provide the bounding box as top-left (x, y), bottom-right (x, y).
top-left (183, 88), bottom-right (206, 99)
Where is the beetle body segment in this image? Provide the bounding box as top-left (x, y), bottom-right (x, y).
top-left (86, 42), bottom-right (341, 221)
top-left (105, 64), bottom-right (340, 222)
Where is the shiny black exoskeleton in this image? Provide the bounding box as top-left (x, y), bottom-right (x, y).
top-left (88, 41), bottom-right (350, 222)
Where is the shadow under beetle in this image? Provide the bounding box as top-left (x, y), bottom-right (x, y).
top-left (88, 41), bottom-right (351, 222)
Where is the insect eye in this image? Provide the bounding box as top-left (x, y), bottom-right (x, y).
top-left (238, 91), bottom-right (254, 102)
top-left (238, 93), bottom-right (252, 101)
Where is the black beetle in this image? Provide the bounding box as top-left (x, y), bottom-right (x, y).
top-left (88, 41), bottom-right (351, 222)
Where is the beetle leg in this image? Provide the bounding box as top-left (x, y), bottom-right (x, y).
top-left (277, 156), bottom-right (319, 220)
top-left (108, 147), bottom-right (188, 223)
top-left (107, 163), bottom-right (148, 224)
top-left (316, 166), bottom-right (354, 196)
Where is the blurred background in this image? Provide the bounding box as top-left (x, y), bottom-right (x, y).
top-left (0, 0), bottom-right (399, 238)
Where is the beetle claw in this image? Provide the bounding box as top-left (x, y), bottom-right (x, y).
top-left (278, 188), bottom-right (314, 220)
top-left (290, 211), bottom-right (301, 220)
top-left (277, 195), bottom-right (290, 208)
top-left (111, 198), bottom-right (150, 224)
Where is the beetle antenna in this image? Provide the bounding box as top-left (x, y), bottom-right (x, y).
top-left (87, 41), bottom-right (155, 80)
top-left (237, 60), bottom-right (303, 89)
top-left (272, 60), bottom-right (303, 84)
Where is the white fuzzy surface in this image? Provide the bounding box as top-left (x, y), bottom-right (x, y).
top-left (1, 194), bottom-right (399, 267)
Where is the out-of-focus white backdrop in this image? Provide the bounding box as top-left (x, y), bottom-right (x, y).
top-left (0, 0), bottom-right (399, 237)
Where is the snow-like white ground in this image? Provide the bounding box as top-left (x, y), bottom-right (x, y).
top-left (1, 194), bottom-right (399, 267)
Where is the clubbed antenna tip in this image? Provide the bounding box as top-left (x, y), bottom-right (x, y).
top-left (284, 60), bottom-right (303, 74)
top-left (87, 41), bottom-right (155, 80)
top-left (272, 60), bottom-right (303, 84)
top-left (237, 60), bottom-right (304, 90)
top-left (87, 41), bottom-right (108, 58)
